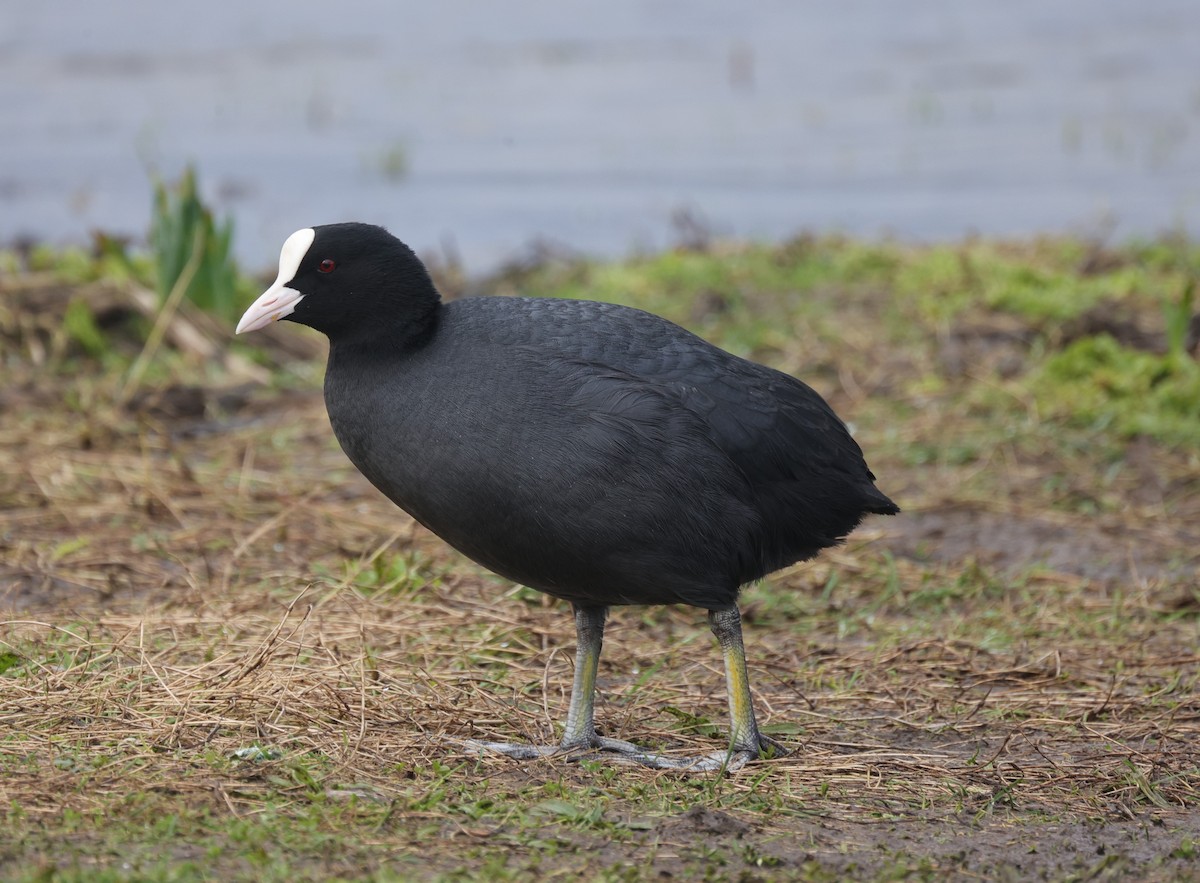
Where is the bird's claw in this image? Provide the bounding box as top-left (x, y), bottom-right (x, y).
top-left (455, 736), bottom-right (785, 772)
top-left (748, 733), bottom-right (790, 760)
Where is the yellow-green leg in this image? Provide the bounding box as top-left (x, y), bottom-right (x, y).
top-left (709, 605), bottom-right (782, 758)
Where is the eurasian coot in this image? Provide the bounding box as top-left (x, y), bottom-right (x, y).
top-left (237, 223), bottom-right (898, 770)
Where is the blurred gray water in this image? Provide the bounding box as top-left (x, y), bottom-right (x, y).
top-left (3, 1), bottom-right (1198, 272)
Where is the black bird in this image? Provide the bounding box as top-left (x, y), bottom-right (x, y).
top-left (237, 223), bottom-right (898, 770)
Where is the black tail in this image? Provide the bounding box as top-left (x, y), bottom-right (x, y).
top-left (863, 485), bottom-right (900, 516)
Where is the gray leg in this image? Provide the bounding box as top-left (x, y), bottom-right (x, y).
top-left (459, 604), bottom-right (623, 760)
top-left (560, 605), bottom-right (606, 748)
top-left (559, 604), bottom-right (667, 760)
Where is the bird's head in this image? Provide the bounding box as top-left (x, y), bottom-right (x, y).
top-left (236, 223), bottom-right (439, 341)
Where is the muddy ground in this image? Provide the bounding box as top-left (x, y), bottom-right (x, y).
top-left (2, 254), bottom-right (1200, 880)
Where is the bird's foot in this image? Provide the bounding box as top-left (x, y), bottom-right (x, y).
top-left (748, 732), bottom-right (790, 760)
top-left (678, 735), bottom-right (788, 773)
top-left (457, 735), bottom-right (785, 772)
top-left (457, 739), bottom-right (561, 761)
top-left (675, 733), bottom-right (790, 772)
top-left (456, 736), bottom-right (675, 767)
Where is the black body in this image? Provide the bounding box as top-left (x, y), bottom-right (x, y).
top-left (286, 224), bottom-right (898, 610)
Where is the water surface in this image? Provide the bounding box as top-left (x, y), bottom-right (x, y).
top-left (3, 1), bottom-right (1197, 270)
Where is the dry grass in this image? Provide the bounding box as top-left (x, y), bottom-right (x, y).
top-left (3, 250), bottom-right (1200, 880)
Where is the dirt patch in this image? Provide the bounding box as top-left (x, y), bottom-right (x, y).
top-left (884, 505), bottom-right (1198, 584)
top-left (659, 805), bottom-right (753, 837)
top-left (1057, 299), bottom-right (1168, 354)
top-left (937, 314), bottom-right (1035, 380)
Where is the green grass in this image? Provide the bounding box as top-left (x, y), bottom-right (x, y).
top-left (1035, 333), bottom-right (1200, 444)
top-left (148, 165), bottom-right (243, 321)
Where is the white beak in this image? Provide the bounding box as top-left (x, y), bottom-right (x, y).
top-left (235, 226), bottom-right (316, 334)
top-left (236, 283), bottom-right (304, 334)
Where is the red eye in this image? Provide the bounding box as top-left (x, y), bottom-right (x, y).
top-left (318, 258), bottom-right (336, 273)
